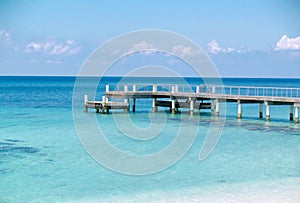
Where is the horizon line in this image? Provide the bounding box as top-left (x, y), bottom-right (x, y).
top-left (1, 74), bottom-right (300, 79)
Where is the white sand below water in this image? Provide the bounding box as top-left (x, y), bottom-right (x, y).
top-left (68, 177), bottom-right (300, 203)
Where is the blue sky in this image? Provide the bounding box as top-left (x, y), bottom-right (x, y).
top-left (0, 0), bottom-right (300, 77)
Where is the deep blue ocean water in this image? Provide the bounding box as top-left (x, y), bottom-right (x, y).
top-left (0, 76), bottom-right (300, 202)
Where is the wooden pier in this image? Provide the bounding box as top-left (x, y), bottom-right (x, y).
top-left (84, 84), bottom-right (300, 123)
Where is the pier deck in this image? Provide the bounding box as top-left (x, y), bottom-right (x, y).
top-left (84, 84), bottom-right (300, 123)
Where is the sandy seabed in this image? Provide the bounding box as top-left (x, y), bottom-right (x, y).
top-left (66, 177), bottom-right (300, 203)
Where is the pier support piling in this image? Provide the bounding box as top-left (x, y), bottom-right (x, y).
top-left (237, 100), bottom-right (242, 119)
top-left (211, 100), bottom-right (215, 115)
top-left (152, 85), bottom-right (158, 112)
top-left (295, 105), bottom-right (299, 124)
top-left (215, 99), bottom-right (219, 117)
top-left (124, 85), bottom-right (129, 113)
top-left (132, 98), bottom-right (136, 112)
top-left (290, 105), bottom-right (294, 121)
top-left (171, 97), bottom-right (176, 114)
top-left (124, 98), bottom-right (129, 113)
top-left (197, 103), bottom-right (201, 114)
top-left (152, 98), bottom-right (157, 112)
top-left (265, 101), bottom-right (270, 121)
top-left (259, 103), bottom-right (263, 118)
top-left (189, 97), bottom-right (194, 115)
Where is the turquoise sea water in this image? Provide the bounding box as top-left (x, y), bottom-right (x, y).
top-left (1, 76), bottom-right (300, 202)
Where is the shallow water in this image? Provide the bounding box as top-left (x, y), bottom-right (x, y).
top-left (0, 76), bottom-right (299, 202)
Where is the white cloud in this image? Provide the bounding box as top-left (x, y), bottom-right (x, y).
top-left (208, 40), bottom-right (235, 54)
top-left (236, 45), bottom-right (250, 53)
top-left (24, 43), bottom-right (42, 53)
top-left (275, 35), bottom-right (300, 51)
top-left (65, 40), bottom-right (74, 45)
top-left (167, 59), bottom-right (179, 65)
top-left (0, 29), bottom-right (11, 43)
top-left (131, 40), bottom-right (154, 51)
top-left (66, 46), bottom-right (82, 56)
top-left (226, 47), bottom-right (235, 52)
top-left (24, 38), bottom-right (81, 55)
top-left (171, 45), bottom-right (198, 57)
top-left (124, 41), bottom-right (156, 55)
top-left (45, 60), bottom-right (62, 64)
top-left (109, 48), bottom-right (120, 55)
top-left (208, 40), bottom-right (222, 54)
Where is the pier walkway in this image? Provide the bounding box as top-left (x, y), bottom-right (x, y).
top-left (84, 84), bottom-right (300, 123)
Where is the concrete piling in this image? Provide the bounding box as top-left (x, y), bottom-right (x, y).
top-left (237, 100), bottom-right (242, 119)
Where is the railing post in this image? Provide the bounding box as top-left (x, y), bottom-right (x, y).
top-left (153, 85), bottom-right (157, 93)
top-left (133, 84), bottom-right (137, 92)
top-left (84, 95), bottom-right (88, 112)
top-left (171, 85), bottom-right (175, 93)
top-left (106, 85), bottom-right (109, 92)
top-left (84, 95), bottom-right (88, 104)
top-left (212, 85), bottom-right (216, 94)
top-left (196, 85), bottom-right (200, 94)
top-left (175, 85), bottom-right (178, 93)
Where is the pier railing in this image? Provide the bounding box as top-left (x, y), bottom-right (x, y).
top-left (210, 85), bottom-right (300, 98)
top-left (107, 84), bottom-right (300, 99)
